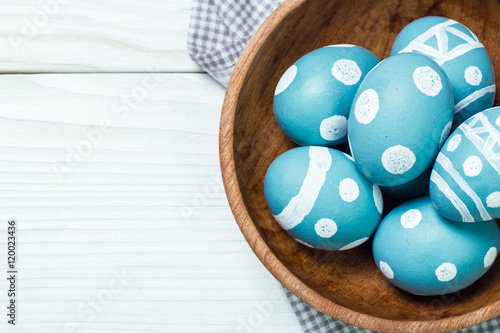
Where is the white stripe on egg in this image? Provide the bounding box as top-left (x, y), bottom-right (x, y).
top-left (436, 153), bottom-right (492, 221)
top-left (430, 170), bottom-right (475, 222)
top-left (454, 84), bottom-right (496, 115)
top-left (273, 146), bottom-right (332, 230)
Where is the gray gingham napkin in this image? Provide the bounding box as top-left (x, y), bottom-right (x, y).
top-left (187, 1), bottom-right (500, 332)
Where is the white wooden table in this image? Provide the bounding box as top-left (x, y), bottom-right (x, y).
top-left (0, 1), bottom-right (303, 332)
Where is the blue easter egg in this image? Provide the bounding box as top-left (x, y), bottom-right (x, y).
top-left (392, 16), bottom-right (496, 129)
top-left (430, 107), bottom-right (500, 222)
top-left (373, 197), bottom-right (500, 296)
top-left (348, 53), bottom-right (454, 187)
top-left (264, 146), bottom-right (383, 251)
top-left (273, 45), bottom-right (379, 147)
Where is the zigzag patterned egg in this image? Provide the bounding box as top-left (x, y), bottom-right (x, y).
top-left (392, 16), bottom-right (496, 129)
top-left (430, 107), bottom-right (500, 222)
top-left (347, 53), bottom-right (454, 187)
top-left (273, 45), bottom-right (379, 147)
top-left (264, 146), bottom-right (383, 251)
top-left (373, 197), bottom-right (500, 296)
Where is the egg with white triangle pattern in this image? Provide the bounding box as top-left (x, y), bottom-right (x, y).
top-left (347, 53), bottom-right (454, 187)
top-left (430, 106), bottom-right (500, 222)
top-left (373, 197), bottom-right (500, 296)
top-left (264, 146), bottom-right (383, 251)
top-left (391, 16), bottom-right (495, 129)
top-left (273, 45), bottom-right (379, 147)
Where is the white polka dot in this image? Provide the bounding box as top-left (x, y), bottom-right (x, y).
top-left (400, 209), bottom-right (422, 228)
top-left (331, 59), bottom-right (362, 85)
top-left (484, 247), bottom-right (498, 268)
top-left (339, 178), bottom-right (359, 202)
top-left (496, 116), bottom-right (500, 127)
top-left (439, 121), bottom-right (452, 148)
top-left (447, 134), bottom-right (462, 152)
top-left (463, 156), bottom-right (483, 177)
top-left (373, 184), bottom-right (383, 214)
top-left (275, 65), bottom-right (297, 95)
top-left (294, 238), bottom-right (314, 248)
top-left (343, 152), bottom-right (355, 162)
top-left (339, 237), bottom-right (369, 250)
top-left (379, 261), bottom-right (394, 279)
top-left (315, 218), bottom-right (337, 238)
top-left (464, 66), bottom-right (482, 86)
top-left (320, 115), bottom-right (348, 141)
top-left (354, 89), bottom-right (379, 124)
top-left (413, 66), bottom-right (443, 96)
top-left (486, 192), bottom-right (500, 208)
top-left (381, 145), bottom-right (416, 175)
top-left (435, 262), bottom-right (457, 282)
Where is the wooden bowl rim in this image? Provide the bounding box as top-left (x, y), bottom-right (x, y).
top-left (219, 0), bottom-right (500, 331)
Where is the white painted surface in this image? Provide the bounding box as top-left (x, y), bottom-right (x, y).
top-left (0, 1), bottom-right (303, 332)
top-left (0, 0), bottom-right (201, 73)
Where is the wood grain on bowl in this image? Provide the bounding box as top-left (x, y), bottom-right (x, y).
top-left (220, 0), bottom-right (500, 331)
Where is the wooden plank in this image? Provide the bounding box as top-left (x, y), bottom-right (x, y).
top-left (0, 0), bottom-right (201, 73)
top-left (0, 73), bottom-right (301, 333)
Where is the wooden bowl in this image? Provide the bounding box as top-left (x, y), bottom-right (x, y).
top-left (219, 0), bottom-right (500, 331)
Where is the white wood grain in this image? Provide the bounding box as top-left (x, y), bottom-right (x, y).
top-left (0, 0), bottom-right (201, 73)
top-left (0, 73), bottom-right (302, 333)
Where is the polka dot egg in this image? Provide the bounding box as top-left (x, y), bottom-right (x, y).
top-left (264, 146), bottom-right (383, 251)
top-left (430, 106), bottom-right (500, 222)
top-left (348, 52), bottom-right (454, 187)
top-left (391, 16), bottom-right (495, 128)
top-left (373, 197), bottom-right (500, 296)
top-left (273, 45), bottom-right (379, 147)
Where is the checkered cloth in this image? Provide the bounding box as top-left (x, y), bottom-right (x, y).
top-left (187, 0), bottom-right (283, 86)
top-left (187, 1), bottom-right (500, 332)
top-left (283, 286), bottom-right (500, 333)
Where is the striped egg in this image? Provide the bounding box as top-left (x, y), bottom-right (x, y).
top-left (392, 16), bottom-right (495, 129)
top-left (273, 45), bottom-right (379, 147)
top-left (347, 53), bottom-right (454, 187)
top-left (264, 146), bottom-right (383, 251)
top-left (430, 107), bottom-right (500, 222)
top-left (373, 197), bottom-right (500, 296)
